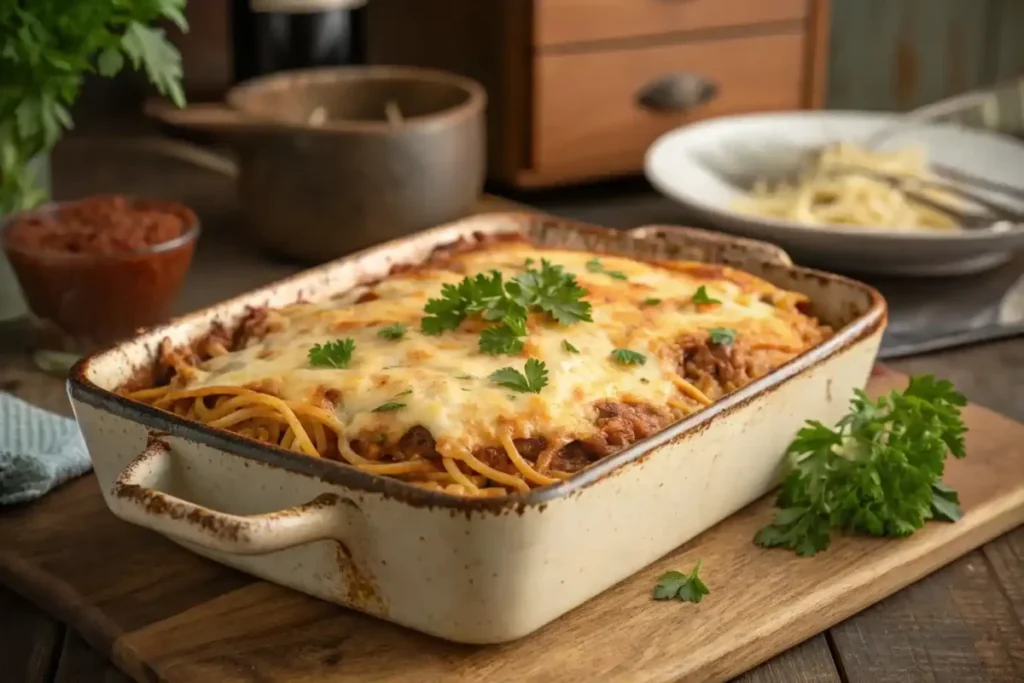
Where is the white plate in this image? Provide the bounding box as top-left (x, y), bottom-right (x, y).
top-left (644, 111), bottom-right (1024, 276)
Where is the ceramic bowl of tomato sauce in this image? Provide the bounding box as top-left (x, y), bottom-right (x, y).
top-left (2, 195), bottom-right (199, 356)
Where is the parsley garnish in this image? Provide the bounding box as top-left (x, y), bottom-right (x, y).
top-left (489, 359), bottom-right (548, 394)
top-left (653, 560), bottom-right (709, 603)
top-left (508, 259), bottom-right (593, 325)
top-left (377, 323), bottom-right (407, 340)
top-left (0, 4), bottom-right (187, 215)
top-left (611, 348), bottom-right (646, 366)
top-left (456, 374), bottom-right (475, 380)
top-left (420, 260), bottom-right (592, 355)
top-left (692, 286), bottom-right (721, 305)
top-left (641, 297), bottom-right (661, 307)
top-left (480, 314), bottom-right (527, 356)
top-left (373, 389), bottom-right (411, 412)
top-left (586, 257), bottom-right (628, 281)
top-left (708, 327), bottom-right (736, 345)
top-left (308, 338), bottom-right (355, 368)
top-left (754, 375), bottom-right (968, 557)
top-left (562, 340), bottom-right (580, 354)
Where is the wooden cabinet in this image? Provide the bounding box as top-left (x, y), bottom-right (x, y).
top-left (368, 0), bottom-right (830, 188)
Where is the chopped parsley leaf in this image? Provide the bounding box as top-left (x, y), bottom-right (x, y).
top-left (641, 297), bottom-right (661, 307)
top-left (562, 340), bottom-right (580, 354)
top-left (308, 338), bottom-right (355, 369)
top-left (586, 257), bottom-right (628, 281)
top-left (653, 560), bottom-right (710, 603)
top-left (611, 348), bottom-right (646, 366)
top-left (489, 358), bottom-right (548, 394)
top-left (377, 323), bottom-right (407, 340)
top-left (480, 315), bottom-right (527, 355)
top-left (708, 327), bottom-right (736, 346)
top-left (691, 286), bottom-right (721, 305)
top-left (372, 389), bottom-right (412, 412)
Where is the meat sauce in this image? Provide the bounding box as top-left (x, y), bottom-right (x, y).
top-left (3, 195), bottom-right (198, 352)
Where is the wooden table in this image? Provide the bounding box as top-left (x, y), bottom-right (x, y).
top-left (2, 139), bottom-right (1023, 682)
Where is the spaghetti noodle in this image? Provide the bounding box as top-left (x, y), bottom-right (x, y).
top-left (124, 236), bottom-right (831, 497)
top-left (734, 142), bottom-right (963, 231)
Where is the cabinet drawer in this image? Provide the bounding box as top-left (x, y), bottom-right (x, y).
top-left (535, 0), bottom-right (808, 47)
top-left (532, 32), bottom-right (807, 179)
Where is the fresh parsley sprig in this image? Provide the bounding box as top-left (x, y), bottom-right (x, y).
top-left (754, 374), bottom-right (968, 557)
top-left (489, 359), bottom-right (549, 394)
top-left (308, 338), bottom-right (355, 369)
top-left (0, 2), bottom-right (188, 214)
top-left (421, 260), bottom-right (592, 355)
top-left (653, 560), bottom-right (709, 603)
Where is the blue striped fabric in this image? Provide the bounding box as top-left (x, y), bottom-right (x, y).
top-left (0, 392), bottom-right (92, 505)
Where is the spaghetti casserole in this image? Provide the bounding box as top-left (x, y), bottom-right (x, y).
top-left (125, 234), bottom-right (831, 497)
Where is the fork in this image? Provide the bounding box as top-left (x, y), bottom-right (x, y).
top-left (823, 164), bottom-right (1024, 229)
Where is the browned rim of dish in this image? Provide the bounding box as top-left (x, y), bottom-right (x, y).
top-left (225, 65), bottom-right (487, 135)
top-left (67, 212), bottom-right (889, 514)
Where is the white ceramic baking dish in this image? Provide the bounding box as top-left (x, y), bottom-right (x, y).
top-left (68, 212), bottom-right (886, 644)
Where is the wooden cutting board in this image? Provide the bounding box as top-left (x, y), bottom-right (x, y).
top-left (1, 367), bottom-right (1023, 683)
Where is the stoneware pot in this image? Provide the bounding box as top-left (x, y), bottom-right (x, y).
top-left (147, 65), bottom-right (487, 263)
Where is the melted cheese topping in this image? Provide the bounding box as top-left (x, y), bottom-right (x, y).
top-left (184, 243), bottom-right (822, 455)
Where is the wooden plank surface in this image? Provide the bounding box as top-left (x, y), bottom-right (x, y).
top-left (1, 369), bottom-right (1022, 683)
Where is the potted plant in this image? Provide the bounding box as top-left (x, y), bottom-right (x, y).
top-left (0, 0), bottom-right (188, 319)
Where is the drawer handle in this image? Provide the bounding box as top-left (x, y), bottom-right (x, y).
top-left (636, 73), bottom-right (718, 113)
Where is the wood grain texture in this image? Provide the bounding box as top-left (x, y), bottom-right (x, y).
top-left (829, 550), bottom-right (1024, 682)
top-left (804, 0), bottom-right (831, 110)
top-left (0, 590), bottom-right (64, 683)
top-left (534, 0), bottom-right (809, 48)
top-left (733, 635), bottom-right (840, 683)
top-left (55, 632), bottom-right (132, 683)
top-left (1, 372), bottom-right (1022, 683)
top-left (532, 31), bottom-right (807, 179)
top-left (828, 0), bottom-right (992, 111)
top-left (982, 527), bottom-right (1024, 629)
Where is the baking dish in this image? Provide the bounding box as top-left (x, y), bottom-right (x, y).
top-left (68, 212), bottom-right (886, 644)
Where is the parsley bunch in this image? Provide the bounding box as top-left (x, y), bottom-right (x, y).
top-left (0, 1), bottom-right (188, 214)
top-left (755, 375), bottom-right (968, 557)
top-left (421, 259), bottom-right (592, 355)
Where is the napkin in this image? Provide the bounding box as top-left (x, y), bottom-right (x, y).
top-left (0, 391), bottom-right (92, 505)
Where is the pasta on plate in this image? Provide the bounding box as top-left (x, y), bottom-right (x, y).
top-left (733, 142), bottom-right (962, 231)
top-left (124, 234), bottom-right (832, 498)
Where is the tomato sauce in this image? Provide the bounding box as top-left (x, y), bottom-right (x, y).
top-left (2, 195), bottom-right (199, 352)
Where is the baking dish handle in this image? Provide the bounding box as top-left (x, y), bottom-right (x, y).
top-left (628, 225), bottom-right (793, 267)
top-left (108, 441), bottom-right (352, 555)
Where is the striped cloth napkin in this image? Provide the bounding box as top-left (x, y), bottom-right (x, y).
top-left (0, 391), bottom-right (92, 506)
